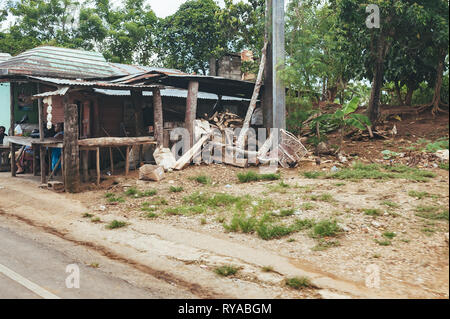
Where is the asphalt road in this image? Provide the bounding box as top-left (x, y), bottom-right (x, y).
top-left (0, 215), bottom-right (194, 299)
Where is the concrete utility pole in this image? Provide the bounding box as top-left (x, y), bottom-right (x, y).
top-left (263, 0), bottom-right (286, 130)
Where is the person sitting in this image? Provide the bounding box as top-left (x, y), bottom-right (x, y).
top-left (0, 126), bottom-right (7, 145)
top-left (16, 146), bottom-right (34, 174)
top-left (51, 123), bottom-right (64, 175)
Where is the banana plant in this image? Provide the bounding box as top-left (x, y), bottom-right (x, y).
top-left (310, 97), bottom-right (372, 146)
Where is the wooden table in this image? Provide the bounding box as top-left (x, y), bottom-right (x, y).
top-left (8, 136), bottom-right (63, 183)
top-left (78, 137), bottom-right (156, 186)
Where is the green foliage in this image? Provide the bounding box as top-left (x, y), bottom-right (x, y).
top-left (364, 209), bottom-right (381, 217)
top-left (169, 186), bottom-right (184, 193)
top-left (214, 265), bottom-right (239, 277)
top-left (189, 175), bottom-right (212, 185)
top-left (237, 171), bottom-right (281, 183)
top-left (106, 220), bottom-right (127, 229)
top-left (383, 232), bottom-right (397, 240)
top-left (311, 219), bottom-right (341, 238)
top-left (285, 277), bottom-right (314, 289)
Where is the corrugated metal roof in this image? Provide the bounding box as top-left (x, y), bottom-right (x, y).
top-left (0, 53), bottom-right (11, 63)
top-left (108, 63), bottom-right (184, 77)
top-left (27, 76), bottom-right (161, 90)
top-left (94, 88), bottom-right (249, 101)
top-left (33, 86), bottom-right (70, 98)
top-left (0, 46), bottom-right (116, 79)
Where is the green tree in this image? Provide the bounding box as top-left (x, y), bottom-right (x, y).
top-left (155, 0), bottom-right (225, 74)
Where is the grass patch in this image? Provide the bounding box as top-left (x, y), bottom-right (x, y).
top-left (375, 239), bottom-right (392, 246)
top-left (312, 239), bottom-right (340, 251)
top-left (416, 208), bottom-right (449, 221)
top-left (415, 205), bottom-right (440, 213)
top-left (439, 162), bottom-right (449, 170)
top-left (214, 265), bottom-right (239, 277)
top-left (189, 175), bottom-right (212, 185)
top-left (408, 190), bottom-right (438, 199)
top-left (91, 217), bottom-right (101, 223)
top-left (279, 209), bottom-right (295, 217)
top-left (302, 171), bottom-right (325, 179)
top-left (382, 231), bottom-right (397, 239)
top-left (309, 193), bottom-right (335, 202)
top-left (261, 266), bottom-right (274, 273)
top-left (237, 171), bottom-right (281, 183)
top-left (169, 186), bottom-right (184, 193)
top-left (300, 202), bottom-right (316, 210)
top-left (285, 277), bottom-right (314, 290)
top-left (311, 219), bottom-right (341, 238)
top-left (363, 208), bottom-right (381, 217)
top-left (303, 162), bottom-right (437, 182)
top-left (82, 213), bottom-right (93, 218)
top-left (165, 205), bottom-right (206, 216)
top-left (144, 212), bottom-right (158, 218)
top-left (106, 220), bottom-right (127, 229)
top-left (105, 192), bottom-right (125, 203)
top-left (381, 200), bottom-right (400, 208)
top-left (124, 187), bottom-right (157, 198)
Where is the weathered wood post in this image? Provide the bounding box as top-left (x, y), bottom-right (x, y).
top-left (153, 88), bottom-right (164, 146)
top-left (63, 102), bottom-right (80, 193)
top-left (37, 93), bottom-right (47, 183)
top-left (9, 82), bottom-right (15, 136)
top-left (185, 81), bottom-right (199, 148)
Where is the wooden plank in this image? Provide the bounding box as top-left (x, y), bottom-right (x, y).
top-left (174, 134), bottom-right (210, 170)
top-left (96, 147), bottom-right (100, 186)
top-left (63, 102), bottom-right (80, 193)
top-left (236, 41), bottom-right (268, 149)
top-left (153, 87), bottom-right (164, 146)
top-left (78, 137), bottom-right (155, 147)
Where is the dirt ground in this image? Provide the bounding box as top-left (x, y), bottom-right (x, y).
top-left (0, 113), bottom-right (448, 299)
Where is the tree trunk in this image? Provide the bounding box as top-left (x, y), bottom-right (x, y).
top-left (405, 85), bottom-right (414, 106)
top-left (368, 33), bottom-right (388, 124)
top-left (395, 81), bottom-right (404, 105)
top-left (153, 88), bottom-right (164, 146)
top-left (432, 55), bottom-right (445, 110)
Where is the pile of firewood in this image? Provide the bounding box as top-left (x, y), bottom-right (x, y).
top-left (208, 111), bottom-right (243, 129)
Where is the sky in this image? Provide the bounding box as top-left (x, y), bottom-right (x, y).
top-left (144, 0), bottom-right (234, 18)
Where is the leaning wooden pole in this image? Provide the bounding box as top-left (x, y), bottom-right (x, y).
top-left (153, 88), bottom-right (164, 146)
top-left (236, 41), bottom-right (268, 149)
top-left (63, 103), bottom-right (80, 193)
top-left (185, 81), bottom-right (199, 148)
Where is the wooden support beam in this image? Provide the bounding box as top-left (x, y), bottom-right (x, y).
top-left (9, 83), bottom-right (14, 136)
top-left (10, 143), bottom-right (16, 176)
top-left (40, 146), bottom-right (47, 184)
top-left (109, 147), bottom-right (114, 175)
top-left (185, 81), bottom-right (199, 147)
top-left (96, 147), bottom-right (100, 186)
top-left (32, 145), bottom-right (38, 176)
top-left (153, 87), bottom-right (164, 146)
top-left (38, 92), bottom-right (44, 142)
top-left (63, 103), bottom-right (80, 193)
top-left (125, 146), bottom-right (130, 176)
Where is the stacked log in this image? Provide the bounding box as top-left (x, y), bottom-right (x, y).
top-left (208, 111), bottom-right (243, 129)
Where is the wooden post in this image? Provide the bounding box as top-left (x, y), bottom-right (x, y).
top-left (10, 143), bottom-right (16, 176)
top-left (185, 81), bottom-right (199, 147)
top-left (96, 147), bottom-right (100, 186)
top-left (131, 90), bottom-right (144, 137)
top-left (63, 103), bottom-right (80, 193)
top-left (153, 88), bottom-right (164, 146)
top-left (125, 146), bottom-right (130, 176)
top-left (109, 147), bottom-right (114, 174)
top-left (39, 145), bottom-right (47, 183)
top-left (9, 83), bottom-right (15, 136)
top-left (32, 144), bottom-right (38, 176)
